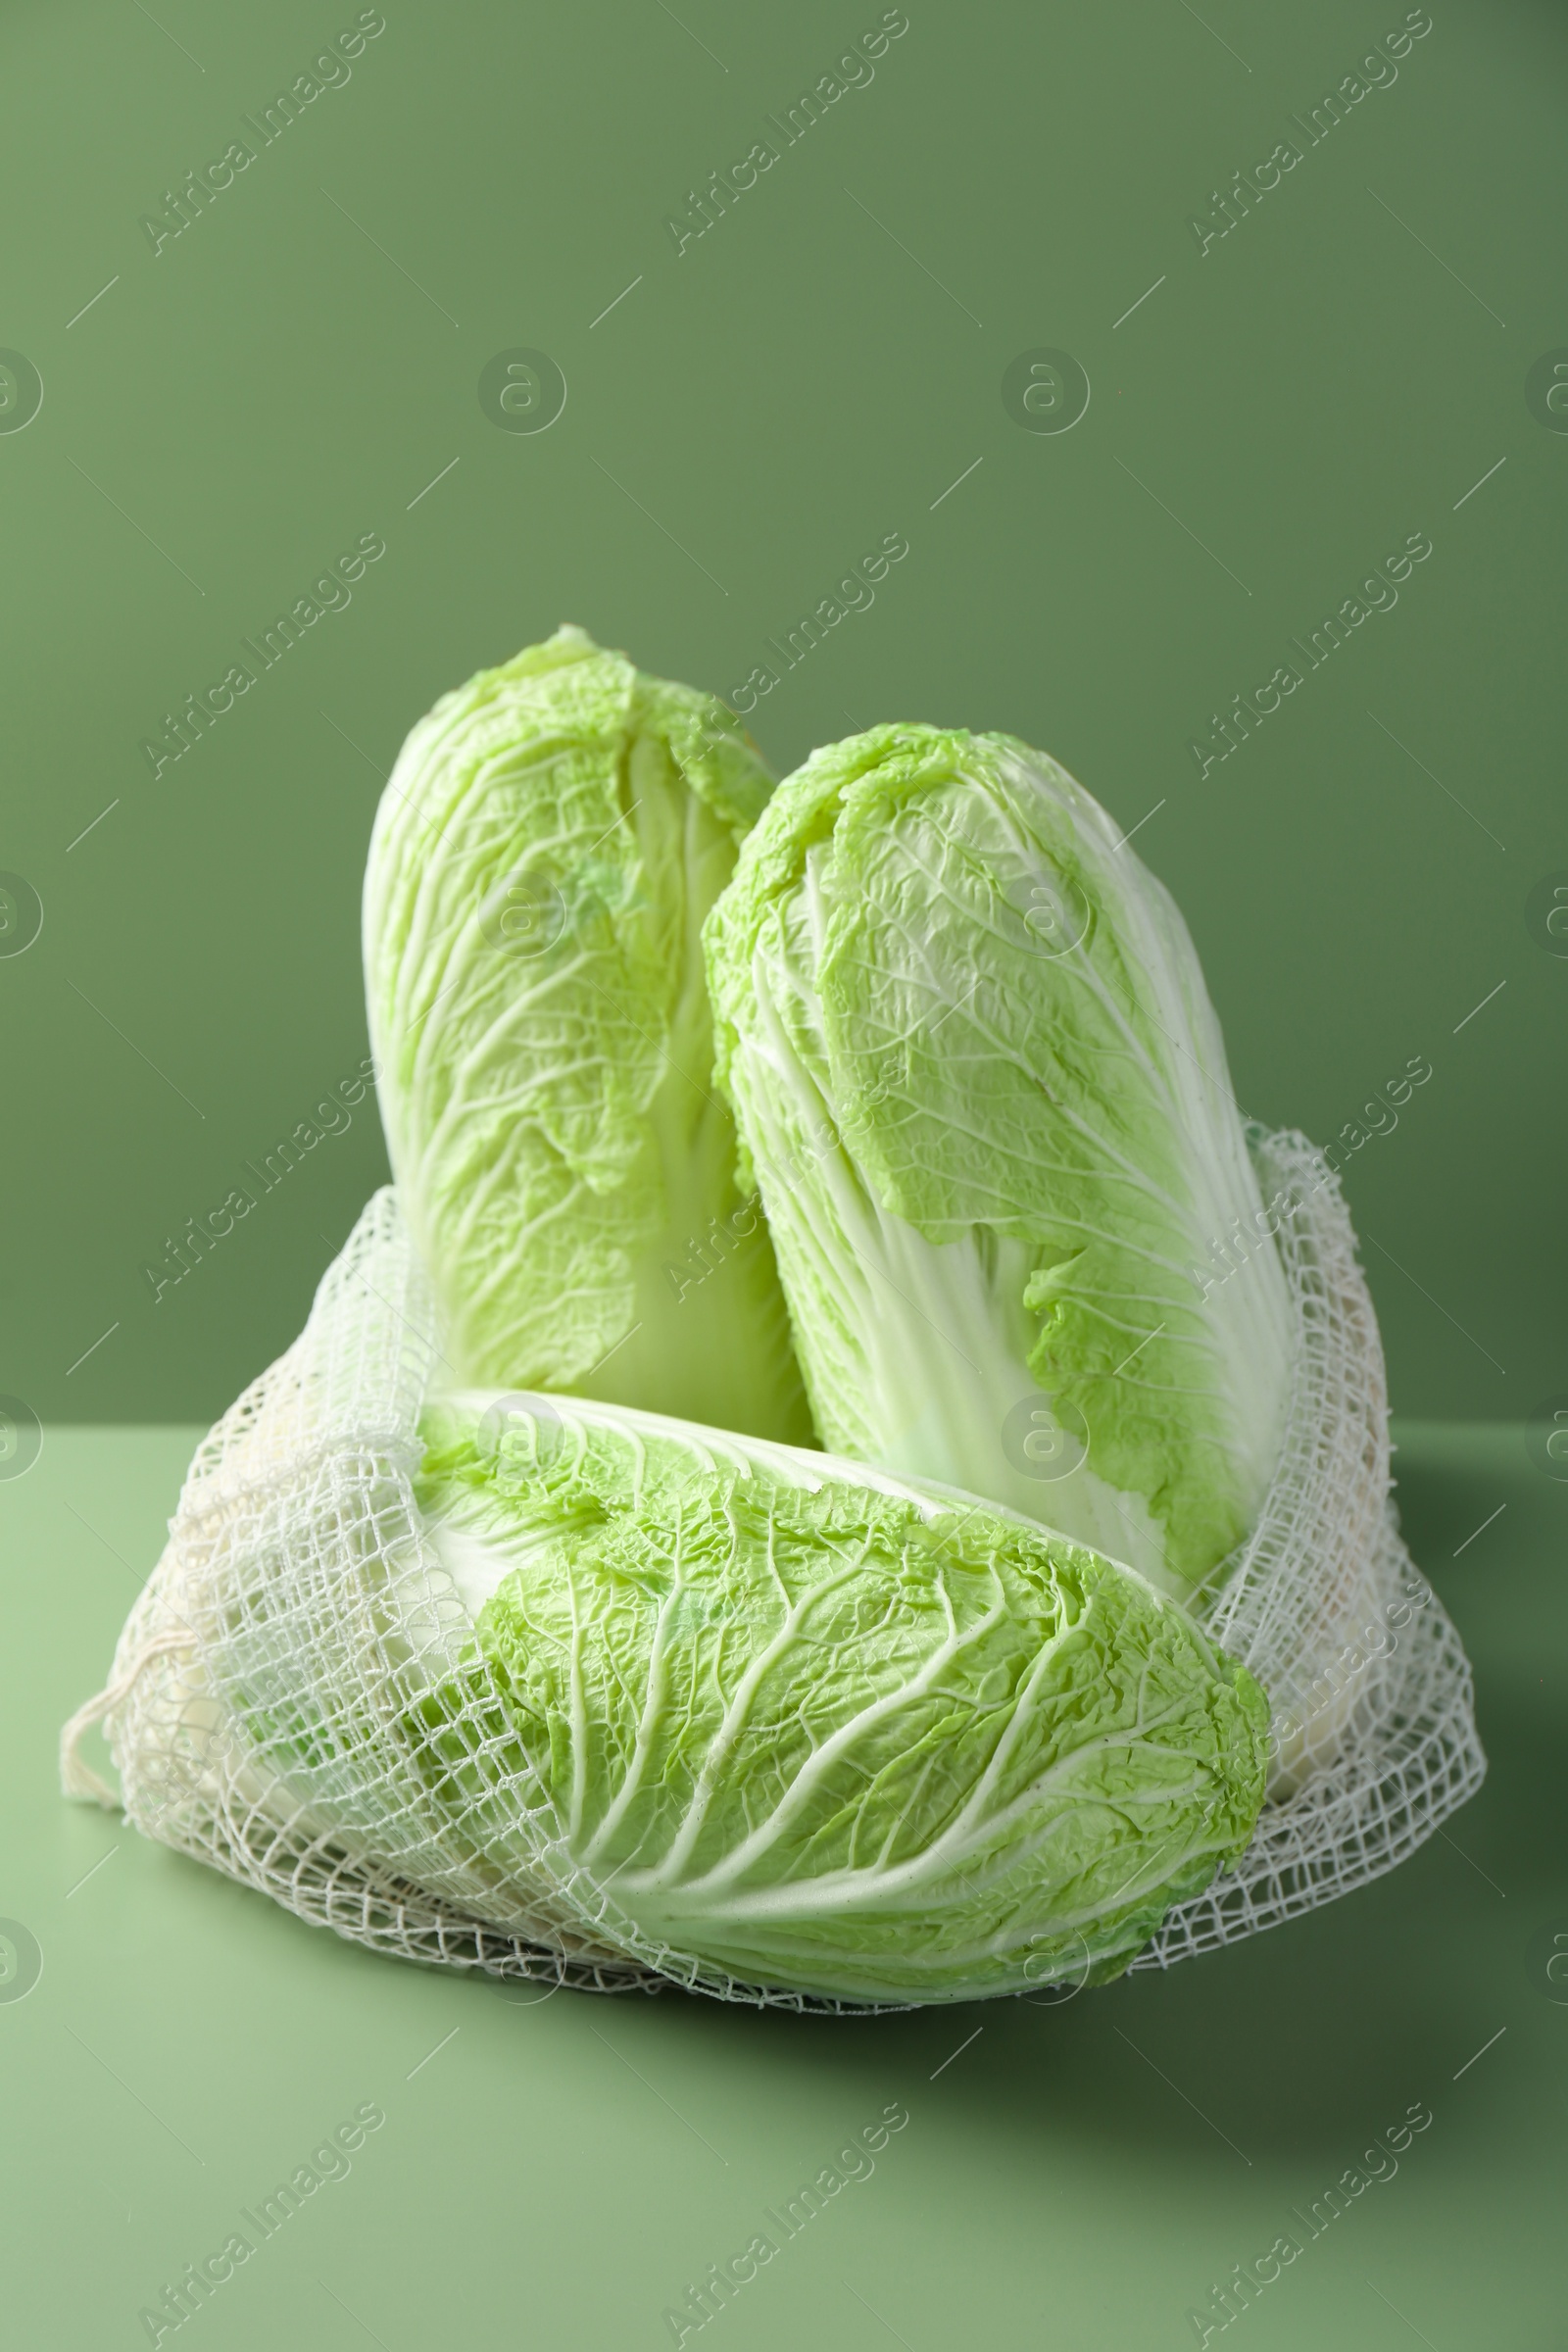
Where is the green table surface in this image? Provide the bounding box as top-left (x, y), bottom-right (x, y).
top-left (1, 1420), bottom-right (1561, 2350)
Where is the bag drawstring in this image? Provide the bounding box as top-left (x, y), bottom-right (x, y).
top-left (59, 1629), bottom-right (192, 1810)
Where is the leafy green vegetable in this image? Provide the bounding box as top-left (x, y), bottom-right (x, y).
top-left (705, 723), bottom-right (1295, 1593)
top-left (407, 1392), bottom-right (1270, 2004)
top-left (364, 625), bottom-right (810, 1443)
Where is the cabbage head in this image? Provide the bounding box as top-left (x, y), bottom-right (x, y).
top-left (364, 626), bottom-right (810, 1443)
top-left (704, 724), bottom-right (1295, 1594)
top-left (406, 1391), bottom-right (1270, 2004)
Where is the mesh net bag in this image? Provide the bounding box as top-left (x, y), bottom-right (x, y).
top-left (61, 1132), bottom-right (1484, 2010)
top-left (1133, 1129), bottom-right (1485, 1972)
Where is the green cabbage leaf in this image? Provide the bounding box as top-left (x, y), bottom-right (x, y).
top-left (704, 724), bottom-right (1295, 1592)
top-left (406, 1391), bottom-right (1270, 2005)
top-left (364, 625), bottom-right (809, 1442)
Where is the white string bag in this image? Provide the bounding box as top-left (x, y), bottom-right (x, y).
top-left (62, 1134), bottom-right (1484, 2009)
top-left (1133, 1128), bottom-right (1485, 1972)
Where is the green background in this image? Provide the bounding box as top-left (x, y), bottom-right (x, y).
top-left (2, 4), bottom-right (1565, 2345)
top-left (4, 1425), bottom-right (1564, 2349)
top-left (1, 0), bottom-right (1563, 1427)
